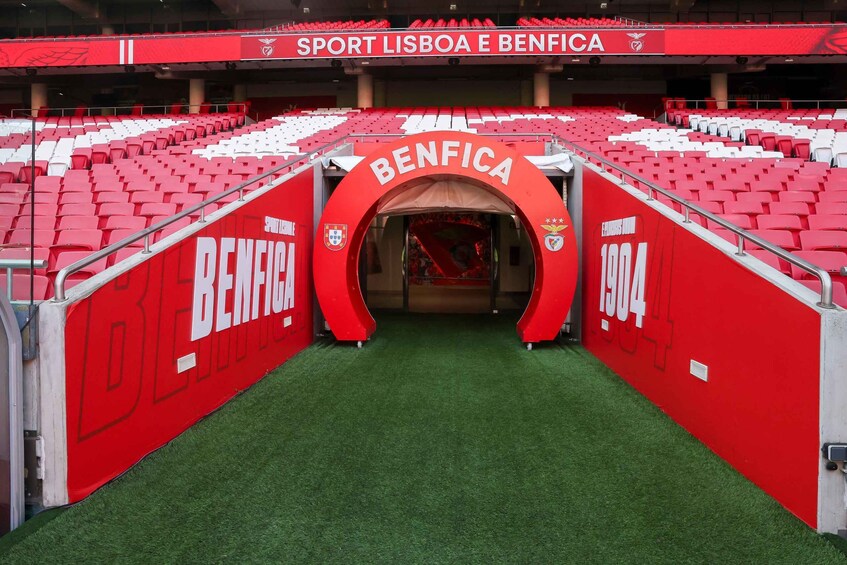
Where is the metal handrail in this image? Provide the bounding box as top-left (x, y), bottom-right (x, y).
top-left (613, 16), bottom-right (650, 27)
top-left (53, 130), bottom-right (836, 308)
top-left (667, 99), bottom-right (847, 111)
top-left (551, 135), bottom-right (836, 308)
top-left (10, 103), bottom-right (247, 118)
top-left (0, 259), bottom-right (48, 303)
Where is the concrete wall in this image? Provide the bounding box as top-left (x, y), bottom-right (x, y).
top-left (367, 216), bottom-right (405, 296)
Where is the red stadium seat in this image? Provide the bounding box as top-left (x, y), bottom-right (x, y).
top-left (139, 202), bottom-right (178, 218)
top-left (103, 216), bottom-right (147, 232)
top-left (790, 251), bottom-right (847, 282)
top-left (798, 280), bottom-right (847, 308)
top-left (0, 273), bottom-right (50, 301)
top-left (50, 251), bottom-right (108, 276)
top-left (820, 192), bottom-right (847, 203)
top-left (816, 202), bottom-right (847, 215)
top-left (808, 215), bottom-right (847, 231)
top-left (58, 216), bottom-right (100, 230)
top-left (54, 229), bottom-right (104, 251)
top-left (769, 202), bottom-right (811, 216)
top-left (748, 229), bottom-right (799, 250)
top-left (8, 229), bottom-right (56, 248)
top-left (757, 214), bottom-right (804, 232)
top-left (800, 230), bottom-right (847, 251)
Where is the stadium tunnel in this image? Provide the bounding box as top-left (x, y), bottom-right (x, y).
top-left (313, 131), bottom-right (578, 347)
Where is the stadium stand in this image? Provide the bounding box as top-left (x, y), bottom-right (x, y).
top-left (264, 19), bottom-right (390, 32)
top-left (517, 17), bottom-right (641, 27)
top-left (1, 105), bottom-right (844, 306)
top-left (667, 108), bottom-right (847, 164)
top-left (409, 18), bottom-right (496, 29)
top-left (0, 111), bottom-right (249, 297)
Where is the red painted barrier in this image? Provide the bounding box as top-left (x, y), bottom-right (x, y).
top-left (4, 25), bottom-right (847, 69)
top-left (314, 132), bottom-right (578, 344)
top-left (63, 169), bottom-right (314, 502)
top-left (580, 167), bottom-right (822, 527)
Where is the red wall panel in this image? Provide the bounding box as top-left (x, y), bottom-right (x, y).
top-left (63, 170), bottom-right (314, 502)
top-left (664, 26), bottom-right (841, 55)
top-left (581, 167), bottom-right (821, 527)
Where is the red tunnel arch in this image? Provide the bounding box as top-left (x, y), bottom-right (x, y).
top-left (313, 131), bottom-right (578, 344)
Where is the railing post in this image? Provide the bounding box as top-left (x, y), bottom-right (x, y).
top-left (683, 208), bottom-right (691, 223)
top-left (819, 274), bottom-right (835, 309)
top-left (142, 234), bottom-right (151, 254)
top-left (238, 187), bottom-right (245, 201)
top-left (198, 206), bottom-right (206, 224)
top-left (647, 187), bottom-right (654, 201)
top-left (736, 234), bottom-right (746, 256)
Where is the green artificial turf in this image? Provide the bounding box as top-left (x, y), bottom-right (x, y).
top-left (1, 313), bottom-right (844, 563)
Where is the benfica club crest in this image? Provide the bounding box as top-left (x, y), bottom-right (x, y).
top-left (540, 220), bottom-right (567, 252)
top-left (324, 224), bottom-right (348, 251)
top-left (259, 38), bottom-right (276, 57)
top-left (627, 33), bottom-right (646, 53)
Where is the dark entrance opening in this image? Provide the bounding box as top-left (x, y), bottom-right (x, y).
top-left (361, 212), bottom-right (533, 314)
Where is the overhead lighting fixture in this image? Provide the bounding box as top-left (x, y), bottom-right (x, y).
top-left (589, 56), bottom-right (601, 66)
top-left (303, 7), bottom-right (310, 13)
top-left (332, 79), bottom-right (339, 83)
top-left (600, 2), bottom-right (608, 8)
top-left (785, 57), bottom-right (794, 62)
top-left (736, 56), bottom-right (748, 65)
top-left (360, 60), bottom-right (370, 65)
top-left (449, 3), bottom-right (457, 10)
top-left (448, 57), bottom-right (460, 66)
top-left (571, 57), bottom-right (580, 62)
top-left (567, 77), bottom-right (574, 81)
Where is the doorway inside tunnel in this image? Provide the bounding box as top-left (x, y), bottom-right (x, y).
top-left (361, 212), bottom-right (534, 314)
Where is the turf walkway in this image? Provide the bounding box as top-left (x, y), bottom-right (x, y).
top-left (1, 313), bottom-right (845, 563)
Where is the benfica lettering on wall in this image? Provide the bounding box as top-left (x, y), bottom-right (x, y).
top-left (63, 169), bottom-right (315, 503)
top-left (191, 216), bottom-right (298, 341)
top-left (242, 29), bottom-right (665, 60)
